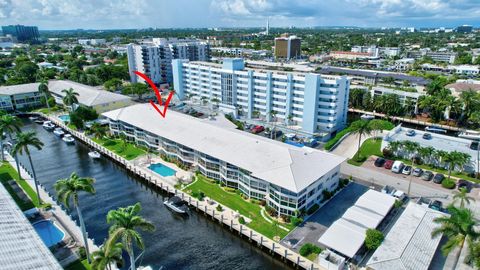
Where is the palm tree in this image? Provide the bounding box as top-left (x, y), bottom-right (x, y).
top-left (432, 205), bottom-right (479, 268)
top-left (436, 150), bottom-right (449, 168)
top-left (453, 187), bottom-right (476, 208)
top-left (459, 89), bottom-right (479, 120)
top-left (387, 141), bottom-right (402, 156)
top-left (118, 133), bottom-right (128, 152)
top-left (54, 172), bottom-right (96, 263)
top-left (91, 241), bottom-right (123, 270)
top-left (38, 81), bottom-right (50, 109)
top-left (107, 203), bottom-right (155, 270)
top-left (0, 115), bottom-right (22, 175)
top-left (91, 123), bottom-right (108, 140)
top-left (421, 146), bottom-right (436, 166)
top-left (402, 141), bottom-right (419, 196)
top-left (350, 120), bottom-right (373, 160)
top-left (268, 110), bottom-right (277, 139)
top-left (12, 132), bottom-right (44, 205)
top-left (445, 151), bottom-right (464, 181)
top-left (61, 88), bottom-right (79, 111)
top-left (466, 241), bottom-right (480, 269)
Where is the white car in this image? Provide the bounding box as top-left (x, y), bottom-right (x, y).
top-left (285, 133), bottom-right (296, 140)
top-left (391, 161), bottom-right (404, 173)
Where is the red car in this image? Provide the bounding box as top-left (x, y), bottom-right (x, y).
top-left (251, 125), bottom-right (265, 134)
top-left (384, 160), bottom-right (394, 170)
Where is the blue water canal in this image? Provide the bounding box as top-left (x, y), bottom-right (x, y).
top-left (18, 119), bottom-right (291, 270)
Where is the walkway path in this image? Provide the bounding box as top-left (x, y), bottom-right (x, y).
top-left (331, 131), bottom-right (386, 158)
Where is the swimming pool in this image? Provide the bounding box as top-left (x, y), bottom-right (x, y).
top-left (33, 220), bottom-right (65, 247)
top-left (148, 163), bottom-right (176, 177)
top-left (59, 115), bottom-right (70, 122)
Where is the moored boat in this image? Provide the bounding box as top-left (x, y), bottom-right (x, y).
top-left (163, 196), bottom-right (188, 214)
top-left (53, 127), bottom-right (65, 137)
top-left (42, 121), bottom-right (55, 131)
top-left (88, 151), bottom-right (101, 159)
top-left (425, 126), bottom-right (447, 134)
top-left (360, 114), bottom-right (375, 120)
top-left (62, 134), bottom-right (75, 144)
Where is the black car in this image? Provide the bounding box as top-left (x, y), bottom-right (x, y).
top-left (422, 133), bottom-right (432, 140)
top-left (433, 173), bottom-right (445, 184)
top-left (374, 157), bottom-right (386, 167)
top-left (470, 141), bottom-right (479, 151)
top-left (430, 200), bottom-right (443, 211)
top-left (457, 179), bottom-right (473, 192)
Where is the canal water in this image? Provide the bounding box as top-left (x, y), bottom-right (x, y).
top-left (18, 119), bottom-right (291, 270)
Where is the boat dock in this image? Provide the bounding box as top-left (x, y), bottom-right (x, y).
top-left (42, 113), bottom-right (326, 270)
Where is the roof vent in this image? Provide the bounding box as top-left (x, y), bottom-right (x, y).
top-left (256, 141), bottom-right (259, 143)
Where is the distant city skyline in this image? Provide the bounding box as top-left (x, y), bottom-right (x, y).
top-left (1, 0), bottom-right (479, 30)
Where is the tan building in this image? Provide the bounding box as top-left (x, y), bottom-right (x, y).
top-left (329, 51), bottom-right (373, 60)
top-left (274, 35), bottom-right (301, 60)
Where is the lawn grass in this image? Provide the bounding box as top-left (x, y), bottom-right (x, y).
top-left (65, 259), bottom-right (91, 270)
top-left (0, 162), bottom-right (40, 209)
top-left (185, 175), bottom-right (294, 239)
top-left (324, 127), bottom-right (352, 151)
top-left (92, 137), bottom-right (145, 160)
top-left (347, 138), bottom-right (383, 166)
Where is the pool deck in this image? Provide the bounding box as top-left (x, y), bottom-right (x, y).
top-left (134, 156), bottom-right (193, 186)
top-left (4, 152), bottom-right (100, 261)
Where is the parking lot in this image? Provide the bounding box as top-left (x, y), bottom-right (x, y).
top-left (281, 182), bottom-right (369, 252)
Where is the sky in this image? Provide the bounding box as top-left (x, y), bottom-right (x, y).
top-left (0, 0), bottom-right (479, 30)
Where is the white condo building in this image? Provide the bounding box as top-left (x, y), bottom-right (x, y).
top-left (102, 104), bottom-right (345, 216)
top-left (172, 58), bottom-right (350, 139)
top-left (127, 38), bottom-right (210, 85)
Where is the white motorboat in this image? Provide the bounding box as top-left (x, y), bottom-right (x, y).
top-left (62, 134), bottom-right (75, 144)
top-left (361, 114), bottom-right (375, 120)
top-left (29, 116), bottom-right (38, 121)
top-left (53, 127), bottom-right (65, 137)
top-left (163, 196), bottom-right (188, 214)
top-left (42, 121), bottom-right (55, 131)
top-left (34, 118), bottom-right (44, 124)
top-left (458, 130), bottom-right (480, 141)
top-left (88, 151), bottom-right (101, 159)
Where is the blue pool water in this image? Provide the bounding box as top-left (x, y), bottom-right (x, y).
top-left (148, 163), bottom-right (176, 177)
top-left (33, 220), bottom-right (65, 247)
top-left (59, 115), bottom-right (70, 122)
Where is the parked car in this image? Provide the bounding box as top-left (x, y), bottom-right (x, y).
top-left (285, 133), bottom-right (296, 140)
top-left (412, 168), bottom-right (423, 177)
top-left (457, 179), bottom-right (473, 192)
top-left (251, 125), bottom-right (265, 134)
top-left (417, 197), bottom-right (431, 207)
top-left (422, 133), bottom-right (432, 140)
top-left (381, 185), bottom-right (396, 195)
top-left (384, 160), bottom-right (394, 170)
top-left (429, 200), bottom-right (443, 211)
top-left (470, 141), bottom-right (479, 151)
top-left (393, 190), bottom-right (406, 201)
top-left (391, 161), bottom-right (404, 173)
top-left (406, 129), bottom-right (416, 136)
top-left (402, 165), bottom-right (412, 175)
top-left (421, 171), bottom-right (434, 181)
top-left (433, 173), bottom-right (445, 184)
top-left (374, 157), bottom-right (386, 167)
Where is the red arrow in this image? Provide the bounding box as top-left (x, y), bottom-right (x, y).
top-left (134, 71), bottom-right (175, 118)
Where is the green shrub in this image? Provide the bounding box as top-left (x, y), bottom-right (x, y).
top-left (216, 204), bottom-right (223, 211)
top-left (259, 200), bottom-right (266, 206)
top-left (322, 190), bottom-right (333, 202)
top-left (192, 191), bottom-right (205, 201)
top-left (324, 127), bottom-right (352, 150)
top-left (223, 187), bottom-right (236, 193)
top-left (78, 247), bottom-right (87, 259)
top-left (394, 199), bottom-right (403, 208)
top-left (291, 216), bottom-right (303, 226)
top-left (365, 229), bottom-right (384, 250)
top-left (238, 216), bottom-right (246, 224)
top-left (306, 204), bottom-right (319, 215)
top-left (442, 179), bottom-right (456, 189)
top-left (299, 243), bottom-right (323, 257)
top-left (265, 205), bottom-right (277, 217)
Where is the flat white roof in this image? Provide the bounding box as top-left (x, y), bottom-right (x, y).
top-left (0, 83), bottom-right (40, 95)
top-left (366, 202), bottom-right (446, 270)
top-left (319, 190), bottom-right (395, 258)
top-left (0, 184), bottom-right (62, 270)
top-left (102, 104), bottom-right (345, 192)
top-left (48, 80), bottom-right (131, 107)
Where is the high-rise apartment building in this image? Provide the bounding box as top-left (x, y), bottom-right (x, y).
top-left (274, 35), bottom-right (301, 60)
top-left (1, 25), bottom-right (39, 43)
top-left (172, 58), bottom-right (350, 139)
top-left (127, 38), bottom-right (210, 85)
